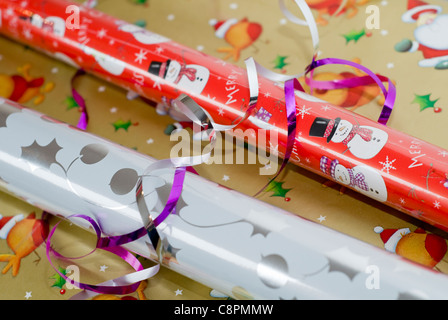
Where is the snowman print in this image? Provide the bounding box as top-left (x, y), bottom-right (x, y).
top-left (79, 22), bottom-right (170, 77)
top-left (147, 59), bottom-right (210, 119)
top-left (309, 116), bottom-right (388, 160)
top-left (117, 22), bottom-right (170, 45)
top-left (148, 59), bottom-right (210, 95)
top-left (320, 156), bottom-right (388, 202)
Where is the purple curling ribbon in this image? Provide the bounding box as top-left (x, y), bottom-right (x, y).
top-left (70, 69), bottom-right (89, 130)
top-left (153, 166), bottom-right (187, 227)
top-left (265, 60), bottom-right (396, 192)
top-left (45, 164), bottom-right (189, 297)
top-left (46, 214), bottom-right (157, 296)
top-left (304, 58), bottom-right (396, 125)
top-left (283, 78), bottom-right (302, 167)
top-left (254, 78), bottom-right (302, 196)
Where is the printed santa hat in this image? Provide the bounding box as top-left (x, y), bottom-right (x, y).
top-left (0, 214), bottom-right (24, 239)
top-left (209, 18), bottom-right (238, 38)
top-left (374, 226), bottom-right (411, 253)
top-left (402, 0), bottom-right (442, 23)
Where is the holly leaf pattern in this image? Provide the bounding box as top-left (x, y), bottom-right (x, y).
top-left (21, 139), bottom-right (63, 170)
top-left (112, 119), bottom-right (133, 131)
top-left (272, 55), bottom-right (288, 70)
top-left (343, 29), bottom-right (366, 44)
top-left (50, 267), bottom-right (68, 289)
top-left (264, 180), bottom-right (291, 198)
top-left (413, 94), bottom-right (439, 112)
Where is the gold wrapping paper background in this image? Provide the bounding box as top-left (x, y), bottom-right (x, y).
top-left (1, 0), bottom-right (448, 300)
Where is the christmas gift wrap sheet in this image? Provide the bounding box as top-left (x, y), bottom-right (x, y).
top-left (1, 0), bottom-right (448, 300)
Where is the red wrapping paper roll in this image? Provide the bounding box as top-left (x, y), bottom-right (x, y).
top-left (1, 0), bottom-right (448, 231)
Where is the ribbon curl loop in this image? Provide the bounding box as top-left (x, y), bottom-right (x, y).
top-left (46, 214), bottom-right (159, 299)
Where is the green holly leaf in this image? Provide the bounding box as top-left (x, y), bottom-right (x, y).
top-left (65, 96), bottom-right (79, 110)
top-left (413, 94), bottom-right (439, 112)
top-left (343, 29), bottom-right (366, 44)
top-left (272, 55), bottom-right (288, 70)
top-left (112, 119), bottom-right (133, 131)
top-left (50, 267), bottom-right (67, 289)
top-left (264, 180), bottom-right (291, 198)
top-left (134, 19), bottom-right (147, 28)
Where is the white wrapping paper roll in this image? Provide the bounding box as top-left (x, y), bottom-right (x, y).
top-left (0, 97), bottom-right (448, 300)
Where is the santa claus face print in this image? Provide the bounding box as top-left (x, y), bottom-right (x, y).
top-left (396, 1), bottom-right (448, 69)
top-left (330, 119), bottom-right (353, 143)
top-left (415, 14), bottom-right (448, 50)
top-left (415, 12), bottom-right (437, 26)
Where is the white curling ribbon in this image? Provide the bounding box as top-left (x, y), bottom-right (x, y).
top-left (279, 0), bottom-right (347, 33)
top-left (136, 94), bottom-right (224, 234)
top-left (70, 264), bottom-right (161, 300)
top-left (243, 0), bottom-right (323, 105)
top-left (279, 0), bottom-right (320, 52)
